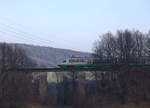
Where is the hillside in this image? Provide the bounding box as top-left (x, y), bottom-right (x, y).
top-left (14, 44), bottom-right (90, 67)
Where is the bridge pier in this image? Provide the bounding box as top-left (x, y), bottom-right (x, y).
top-left (78, 72), bottom-right (86, 96)
top-left (39, 72), bottom-right (48, 103)
top-left (74, 71), bottom-right (86, 105)
top-left (38, 71), bottom-right (86, 105)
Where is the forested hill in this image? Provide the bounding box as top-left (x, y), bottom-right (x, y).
top-left (13, 44), bottom-right (90, 67)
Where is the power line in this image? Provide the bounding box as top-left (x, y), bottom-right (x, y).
top-left (0, 16), bottom-right (74, 48)
top-left (0, 22), bottom-right (52, 45)
top-left (0, 22), bottom-right (52, 44)
top-left (0, 26), bottom-right (51, 46)
top-left (0, 16), bottom-right (54, 45)
top-left (0, 29), bottom-right (45, 45)
top-left (0, 16), bottom-right (54, 40)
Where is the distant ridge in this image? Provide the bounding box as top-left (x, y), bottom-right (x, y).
top-left (13, 43), bottom-right (90, 67)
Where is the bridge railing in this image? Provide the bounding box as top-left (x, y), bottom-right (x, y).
top-left (92, 56), bottom-right (150, 65)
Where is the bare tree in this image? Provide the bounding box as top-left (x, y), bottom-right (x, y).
top-left (0, 43), bottom-right (37, 108)
top-left (92, 30), bottom-right (150, 104)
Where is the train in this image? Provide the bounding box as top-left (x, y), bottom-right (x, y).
top-left (58, 57), bottom-right (93, 68)
top-left (57, 56), bottom-right (150, 68)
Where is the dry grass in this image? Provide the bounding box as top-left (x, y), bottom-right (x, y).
top-left (92, 101), bottom-right (150, 108)
top-left (25, 104), bottom-right (71, 108)
top-left (24, 101), bottom-right (150, 108)
top-left (25, 104), bottom-right (50, 108)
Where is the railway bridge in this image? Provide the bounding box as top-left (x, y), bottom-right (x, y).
top-left (14, 63), bottom-right (150, 102)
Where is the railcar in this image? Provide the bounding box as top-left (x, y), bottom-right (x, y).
top-left (58, 57), bottom-right (93, 68)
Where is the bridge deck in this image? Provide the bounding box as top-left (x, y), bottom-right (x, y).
top-left (12, 64), bottom-right (150, 72)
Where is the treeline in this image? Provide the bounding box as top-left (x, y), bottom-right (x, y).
top-left (93, 30), bottom-right (150, 64)
top-left (84, 29), bottom-right (150, 107)
top-left (0, 43), bottom-right (37, 108)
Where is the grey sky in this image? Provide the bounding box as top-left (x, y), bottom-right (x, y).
top-left (0, 0), bottom-right (150, 52)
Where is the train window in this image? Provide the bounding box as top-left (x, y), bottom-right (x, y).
top-left (69, 59), bottom-right (73, 63)
top-left (63, 60), bottom-right (66, 63)
top-left (67, 58), bottom-right (89, 63)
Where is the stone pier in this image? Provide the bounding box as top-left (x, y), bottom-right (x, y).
top-left (39, 72), bottom-right (48, 103)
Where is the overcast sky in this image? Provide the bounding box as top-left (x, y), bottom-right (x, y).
top-left (0, 0), bottom-right (150, 52)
